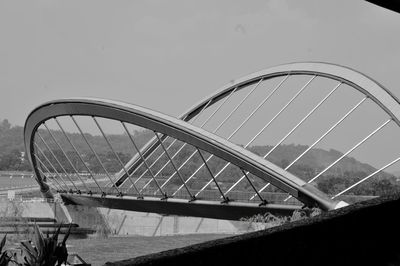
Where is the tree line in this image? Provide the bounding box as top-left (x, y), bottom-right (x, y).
top-left (1, 118), bottom-right (399, 196)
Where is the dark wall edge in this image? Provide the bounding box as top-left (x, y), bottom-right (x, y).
top-left (105, 193), bottom-right (400, 266)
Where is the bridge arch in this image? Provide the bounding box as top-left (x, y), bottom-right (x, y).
top-left (24, 98), bottom-right (341, 211)
top-left (182, 62), bottom-right (400, 125)
top-left (24, 62), bottom-right (400, 219)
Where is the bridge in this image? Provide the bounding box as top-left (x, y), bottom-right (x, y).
top-left (23, 62), bottom-right (400, 220)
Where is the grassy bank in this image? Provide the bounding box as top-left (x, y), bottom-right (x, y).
top-left (68, 234), bottom-right (232, 266)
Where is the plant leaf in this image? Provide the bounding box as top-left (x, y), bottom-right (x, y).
top-left (62, 223), bottom-right (72, 245)
top-left (20, 241), bottom-right (38, 259)
top-left (33, 223), bottom-right (45, 261)
top-left (0, 234), bottom-right (6, 253)
top-left (53, 223), bottom-right (62, 243)
top-left (23, 254), bottom-right (37, 266)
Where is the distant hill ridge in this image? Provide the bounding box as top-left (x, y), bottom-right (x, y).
top-left (249, 144), bottom-right (379, 178)
top-left (0, 119), bottom-right (390, 179)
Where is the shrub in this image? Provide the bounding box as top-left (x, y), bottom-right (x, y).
top-left (0, 234), bottom-right (12, 266)
top-left (241, 207), bottom-right (322, 231)
top-left (1, 223), bottom-right (72, 266)
top-left (20, 223), bottom-right (71, 266)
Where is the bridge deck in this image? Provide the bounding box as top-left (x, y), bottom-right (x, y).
top-left (61, 193), bottom-right (301, 220)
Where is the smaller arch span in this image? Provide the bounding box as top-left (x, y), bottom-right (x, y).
top-left (24, 98), bottom-right (343, 213)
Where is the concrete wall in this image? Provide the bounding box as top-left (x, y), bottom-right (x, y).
top-left (0, 199), bottom-right (253, 236)
top-left (0, 200), bottom-right (54, 218)
top-left (65, 205), bottom-right (252, 236)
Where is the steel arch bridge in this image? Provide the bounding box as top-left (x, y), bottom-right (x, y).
top-left (24, 62), bottom-right (400, 220)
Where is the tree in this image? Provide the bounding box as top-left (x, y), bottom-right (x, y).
top-left (0, 149), bottom-right (22, 170)
top-left (0, 119), bottom-right (11, 132)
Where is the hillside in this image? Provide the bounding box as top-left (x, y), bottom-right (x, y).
top-left (249, 144), bottom-right (378, 178)
top-left (0, 118), bottom-right (394, 181)
top-left (0, 119), bottom-right (25, 156)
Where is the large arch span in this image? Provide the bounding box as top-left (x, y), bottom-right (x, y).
top-left (24, 62), bottom-right (400, 220)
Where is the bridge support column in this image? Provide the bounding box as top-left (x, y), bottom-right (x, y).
top-left (40, 182), bottom-right (54, 199)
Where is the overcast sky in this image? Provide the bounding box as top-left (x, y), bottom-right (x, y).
top-left (1, 0), bottom-right (399, 126)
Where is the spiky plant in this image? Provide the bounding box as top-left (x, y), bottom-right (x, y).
top-left (0, 234), bottom-right (12, 266)
top-left (20, 223), bottom-right (72, 266)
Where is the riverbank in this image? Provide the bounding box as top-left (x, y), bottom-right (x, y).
top-left (68, 234), bottom-right (232, 266)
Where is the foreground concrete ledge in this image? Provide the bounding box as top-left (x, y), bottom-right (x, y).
top-left (105, 193), bottom-right (400, 266)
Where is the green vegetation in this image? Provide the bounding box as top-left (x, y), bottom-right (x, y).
top-left (67, 234), bottom-right (230, 265)
top-left (1, 235), bottom-right (13, 266)
top-left (1, 118), bottom-right (399, 197)
top-left (0, 120), bottom-right (30, 171)
top-left (316, 173), bottom-right (400, 196)
top-left (0, 224), bottom-right (71, 266)
top-left (242, 208), bottom-right (322, 231)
